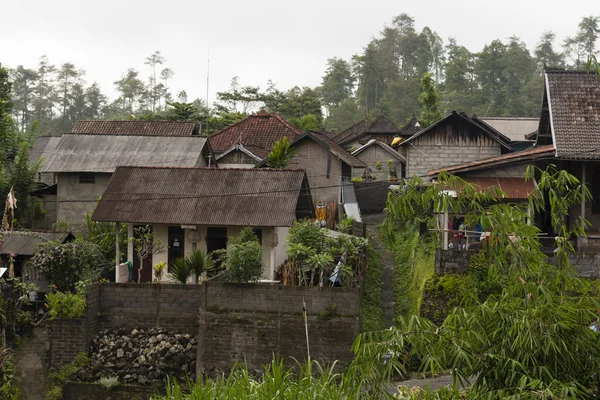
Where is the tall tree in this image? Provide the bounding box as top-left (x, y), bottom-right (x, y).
top-left (84, 83), bottom-right (107, 119)
top-left (33, 55), bottom-right (58, 125)
top-left (476, 39), bottom-right (507, 115)
top-left (10, 66), bottom-right (38, 131)
top-left (418, 72), bottom-right (443, 127)
top-left (535, 31), bottom-right (564, 70)
top-left (564, 16), bottom-right (600, 68)
top-left (57, 62), bottom-right (84, 131)
top-left (321, 58), bottom-right (355, 110)
top-left (145, 51), bottom-right (166, 112)
top-left (114, 68), bottom-right (144, 113)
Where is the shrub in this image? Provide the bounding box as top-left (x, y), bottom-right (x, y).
top-left (336, 215), bottom-right (354, 234)
top-left (169, 258), bottom-right (192, 284)
top-left (186, 249), bottom-right (214, 283)
top-left (46, 291), bottom-right (86, 319)
top-left (98, 376), bottom-right (119, 390)
top-left (46, 352), bottom-right (90, 400)
top-left (227, 227), bottom-right (264, 283)
top-left (30, 241), bottom-right (107, 292)
top-left (361, 244), bottom-right (385, 332)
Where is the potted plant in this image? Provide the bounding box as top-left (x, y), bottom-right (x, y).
top-left (375, 161), bottom-right (382, 171)
top-left (387, 159), bottom-right (398, 182)
top-left (153, 262), bottom-right (166, 282)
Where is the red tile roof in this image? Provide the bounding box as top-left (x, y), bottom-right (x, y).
top-left (208, 111), bottom-right (302, 154)
top-left (428, 145), bottom-right (555, 176)
top-left (461, 177), bottom-right (536, 200)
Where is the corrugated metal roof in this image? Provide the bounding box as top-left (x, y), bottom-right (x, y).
top-left (1, 231), bottom-right (71, 256)
top-left (71, 120), bottom-right (198, 136)
top-left (461, 177), bottom-right (536, 200)
top-left (29, 136), bottom-right (61, 167)
top-left (208, 111), bottom-right (302, 153)
top-left (41, 134), bottom-right (208, 173)
top-left (92, 167), bottom-right (310, 227)
top-left (428, 145), bottom-right (555, 176)
top-left (545, 70), bottom-right (600, 159)
top-left (479, 117), bottom-right (539, 142)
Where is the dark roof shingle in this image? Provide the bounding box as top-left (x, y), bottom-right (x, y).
top-left (71, 120), bottom-right (199, 136)
top-left (208, 111), bottom-right (302, 154)
top-left (1, 231), bottom-right (71, 256)
top-left (545, 70), bottom-right (600, 159)
top-left (92, 167), bottom-right (310, 227)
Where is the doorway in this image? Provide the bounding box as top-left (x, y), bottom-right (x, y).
top-left (168, 226), bottom-right (185, 268)
top-left (206, 227), bottom-right (228, 275)
top-left (133, 225), bottom-right (153, 283)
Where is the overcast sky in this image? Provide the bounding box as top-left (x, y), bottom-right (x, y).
top-left (1, 0), bottom-right (598, 105)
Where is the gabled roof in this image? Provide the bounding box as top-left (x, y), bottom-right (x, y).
top-left (208, 111), bottom-right (302, 154)
top-left (428, 144), bottom-right (555, 176)
top-left (542, 70), bottom-right (600, 159)
top-left (1, 231), bottom-right (73, 256)
top-left (400, 111), bottom-right (512, 150)
top-left (29, 136), bottom-right (61, 166)
top-left (92, 167), bottom-right (313, 227)
top-left (477, 117), bottom-right (538, 142)
top-left (215, 143), bottom-right (265, 162)
top-left (352, 139), bottom-right (406, 162)
top-left (41, 134), bottom-right (209, 173)
top-left (332, 116), bottom-right (400, 146)
top-left (399, 114), bottom-right (423, 138)
top-left (71, 120), bottom-right (199, 136)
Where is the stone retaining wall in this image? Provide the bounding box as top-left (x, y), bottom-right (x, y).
top-left (62, 382), bottom-right (157, 400)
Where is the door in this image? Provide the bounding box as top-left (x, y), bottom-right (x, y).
top-left (168, 226), bottom-right (185, 267)
top-left (133, 225), bottom-right (153, 283)
top-left (206, 227), bottom-right (228, 275)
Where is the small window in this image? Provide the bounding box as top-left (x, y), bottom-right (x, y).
top-left (79, 173), bottom-right (95, 184)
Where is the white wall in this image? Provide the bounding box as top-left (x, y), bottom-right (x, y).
top-left (218, 163), bottom-right (257, 169)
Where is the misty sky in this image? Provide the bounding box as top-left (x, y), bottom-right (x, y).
top-left (1, 0), bottom-right (598, 105)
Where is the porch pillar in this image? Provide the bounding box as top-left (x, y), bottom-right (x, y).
top-left (581, 164), bottom-right (587, 231)
top-left (115, 222), bottom-right (120, 280)
top-left (442, 210), bottom-right (449, 250)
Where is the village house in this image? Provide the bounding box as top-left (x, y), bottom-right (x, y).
top-left (428, 69), bottom-right (600, 252)
top-left (332, 115), bottom-right (401, 149)
top-left (92, 167), bottom-right (314, 283)
top-left (399, 111), bottom-right (513, 178)
top-left (351, 139), bottom-right (406, 181)
top-left (37, 121), bottom-right (212, 227)
top-left (1, 231), bottom-right (74, 291)
top-left (208, 110), bottom-right (302, 168)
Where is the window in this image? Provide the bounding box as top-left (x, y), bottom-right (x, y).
top-left (79, 173), bottom-right (95, 184)
top-left (592, 168), bottom-right (600, 214)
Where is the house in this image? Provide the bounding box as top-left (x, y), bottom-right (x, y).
top-left (332, 115), bottom-right (401, 149)
top-left (208, 111), bottom-right (302, 168)
top-left (0, 231), bottom-right (74, 291)
top-left (352, 139), bottom-right (406, 181)
top-left (429, 69), bottom-right (600, 251)
top-left (399, 111), bottom-right (513, 178)
top-left (92, 167), bottom-right (314, 283)
top-left (40, 130), bottom-right (212, 227)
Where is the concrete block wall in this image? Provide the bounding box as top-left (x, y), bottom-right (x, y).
top-left (407, 145), bottom-right (500, 178)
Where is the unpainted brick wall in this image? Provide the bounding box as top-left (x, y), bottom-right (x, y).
top-left (62, 382), bottom-right (156, 400)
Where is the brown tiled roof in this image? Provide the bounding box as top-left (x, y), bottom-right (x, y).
top-left (208, 111), bottom-right (302, 154)
top-left (71, 120), bottom-right (199, 136)
top-left (1, 231), bottom-right (72, 256)
top-left (92, 167), bottom-right (311, 227)
top-left (308, 132), bottom-right (366, 168)
top-left (461, 177), bottom-right (536, 200)
top-left (545, 70), bottom-right (600, 159)
top-left (428, 145), bottom-right (555, 176)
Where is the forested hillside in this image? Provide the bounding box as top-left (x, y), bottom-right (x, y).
top-left (4, 14), bottom-right (599, 136)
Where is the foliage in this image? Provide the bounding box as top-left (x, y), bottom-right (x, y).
top-left (350, 177), bottom-right (362, 183)
top-left (264, 136), bottom-right (296, 168)
top-left (361, 244), bottom-right (386, 332)
top-left (169, 258), bottom-right (192, 284)
top-left (46, 352), bottom-right (90, 400)
top-left (81, 211), bottom-right (127, 265)
top-left (0, 278), bottom-right (38, 343)
top-left (185, 249), bottom-right (213, 283)
top-left (45, 291), bottom-right (86, 319)
top-left (97, 376), bottom-right (120, 390)
top-left (153, 261), bottom-right (167, 281)
top-left (29, 241), bottom-right (107, 292)
top-left (418, 72), bottom-right (443, 127)
top-left (288, 114), bottom-right (320, 131)
top-left (226, 227), bottom-right (264, 283)
top-left (130, 225), bottom-right (166, 284)
top-left (375, 161), bottom-right (382, 171)
top-left (0, 350), bottom-right (20, 400)
top-left (336, 215), bottom-right (354, 234)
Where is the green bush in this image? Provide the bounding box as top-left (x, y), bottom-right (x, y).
top-left (169, 258), bottom-right (192, 284)
top-left (361, 245), bottom-right (385, 332)
top-left (46, 352), bottom-right (90, 400)
top-left (45, 291), bottom-right (86, 319)
top-left (336, 215), bottom-right (354, 234)
top-left (227, 227), bottom-right (264, 283)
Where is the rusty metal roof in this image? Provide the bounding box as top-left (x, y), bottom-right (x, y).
top-left (428, 145), bottom-right (555, 176)
top-left (461, 177), bottom-right (536, 200)
top-left (92, 167), bottom-right (310, 227)
top-left (1, 231), bottom-right (72, 256)
top-left (545, 70), bottom-right (600, 159)
top-left (41, 134), bottom-right (208, 173)
top-left (71, 120), bottom-right (199, 136)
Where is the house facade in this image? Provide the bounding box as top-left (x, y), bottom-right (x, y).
top-left (351, 139), bottom-right (406, 180)
top-left (92, 167), bottom-right (314, 283)
top-left (399, 111), bottom-right (513, 178)
top-left (39, 126), bottom-right (212, 227)
top-left (208, 111), bottom-right (302, 168)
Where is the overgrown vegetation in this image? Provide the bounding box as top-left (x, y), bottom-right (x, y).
top-left (45, 352), bottom-right (90, 400)
top-left (226, 227), bottom-right (264, 283)
top-left (264, 137), bottom-right (296, 168)
top-left (361, 244), bottom-right (385, 332)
